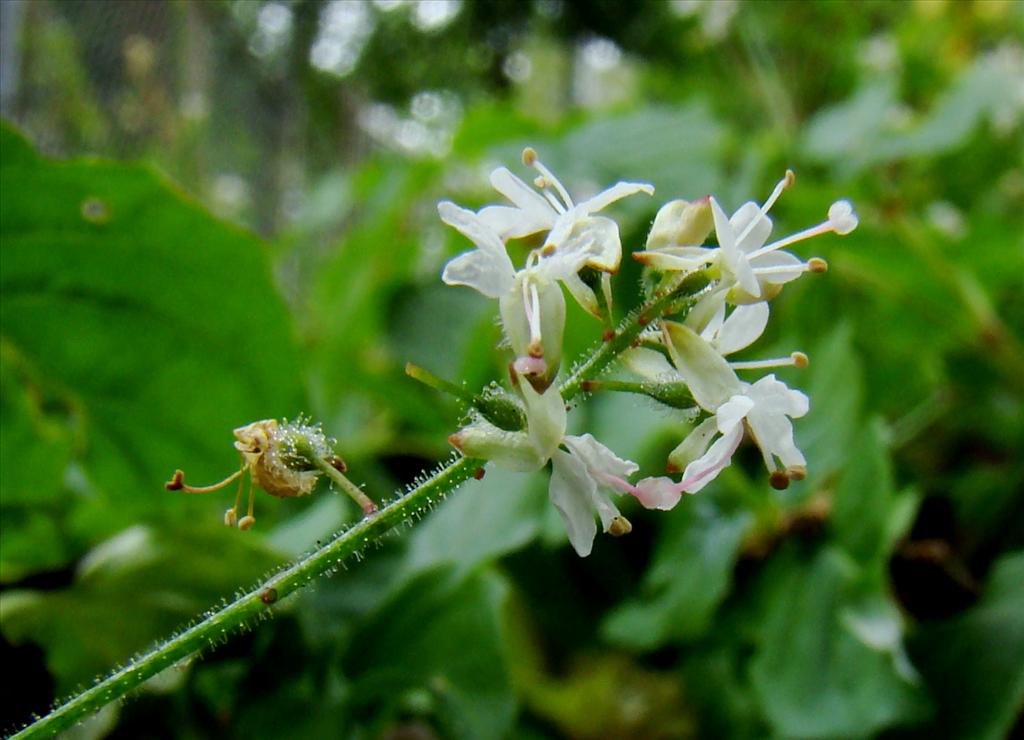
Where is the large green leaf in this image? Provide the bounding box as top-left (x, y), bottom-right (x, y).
top-left (0, 123), bottom-right (303, 550)
top-left (0, 524), bottom-right (284, 693)
top-left (908, 551), bottom-right (1024, 740)
top-left (342, 565), bottom-right (516, 740)
top-left (750, 548), bottom-right (928, 739)
top-left (602, 494), bottom-right (752, 650)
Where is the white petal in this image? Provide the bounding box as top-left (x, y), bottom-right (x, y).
top-left (520, 381), bottom-right (567, 460)
top-left (733, 252), bottom-right (762, 298)
top-left (561, 272), bottom-right (600, 318)
top-left (715, 303), bottom-right (770, 355)
top-left (477, 204), bottom-right (552, 241)
top-left (620, 347), bottom-right (680, 382)
top-left (578, 181), bottom-right (654, 215)
top-left (549, 449), bottom-right (599, 557)
top-left (573, 215), bottom-right (622, 272)
top-left (631, 477), bottom-right (683, 511)
top-left (716, 394), bottom-right (755, 435)
top-left (692, 294), bottom-right (727, 340)
top-left (667, 416), bottom-right (718, 471)
top-left (634, 246), bottom-right (717, 272)
top-left (729, 201), bottom-right (773, 252)
top-left (709, 197), bottom-right (737, 254)
top-left (748, 374), bottom-right (809, 418)
top-left (746, 407), bottom-right (806, 472)
top-left (438, 201), bottom-right (515, 296)
top-left (489, 167), bottom-right (555, 222)
top-left (680, 422), bottom-right (744, 493)
top-left (751, 250), bottom-right (805, 285)
top-left (563, 433), bottom-right (639, 480)
top-left (662, 321), bottom-right (742, 411)
top-left (443, 249), bottom-right (514, 299)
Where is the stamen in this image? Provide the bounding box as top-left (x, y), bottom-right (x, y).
top-left (166, 467), bottom-right (244, 494)
top-left (608, 515), bottom-right (632, 537)
top-left (527, 153), bottom-right (574, 211)
top-left (734, 169), bottom-right (796, 245)
top-left (750, 259), bottom-right (824, 277)
top-left (730, 352), bottom-right (808, 370)
top-left (527, 281), bottom-right (543, 349)
top-left (828, 199), bottom-right (859, 234)
top-left (746, 219), bottom-right (836, 260)
top-left (522, 147), bottom-right (538, 166)
top-left (769, 470), bottom-right (790, 490)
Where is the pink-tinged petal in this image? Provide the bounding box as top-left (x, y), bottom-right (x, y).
top-left (679, 423), bottom-right (744, 493)
top-left (579, 181), bottom-right (654, 215)
top-left (715, 303), bottom-right (770, 355)
top-left (549, 449), bottom-right (599, 557)
top-left (563, 433), bottom-right (639, 480)
top-left (663, 321), bottom-right (743, 411)
top-left (631, 476), bottom-right (683, 511)
top-left (666, 416), bottom-right (718, 471)
top-left (729, 201), bottom-right (773, 252)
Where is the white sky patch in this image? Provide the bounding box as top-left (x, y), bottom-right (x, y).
top-left (310, 0), bottom-right (376, 77)
top-left (412, 0), bottom-right (462, 32)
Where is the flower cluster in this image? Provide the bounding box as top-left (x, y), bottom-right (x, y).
top-left (439, 152), bottom-right (857, 556)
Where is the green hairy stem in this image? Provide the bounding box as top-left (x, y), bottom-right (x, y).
top-left (14, 270), bottom-right (708, 739)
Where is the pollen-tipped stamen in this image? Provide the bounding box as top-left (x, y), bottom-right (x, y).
top-left (734, 169), bottom-right (796, 246)
top-left (523, 147), bottom-right (573, 211)
top-left (746, 200), bottom-right (858, 262)
top-left (730, 351), bottom-right (808, 370)
top-left (166, 466), bottom-right (245, 494)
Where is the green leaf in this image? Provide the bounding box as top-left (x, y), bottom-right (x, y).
top-left (831, 418), bottom-right (897, 564)
top-left (602, 495), bottom-right (753, 650)
top-left (908, 551), bottom-right (1024, 740)
top-left (0, 122), bottom-right (303, 547)
top-left (342, 566), bottom-right (516, 740)
top-left (404, 465), bottom-right (548, 580)
top-left (0, 524), bottom-right (284, 693)
top-left (750, 548), bottom-right (928, 739)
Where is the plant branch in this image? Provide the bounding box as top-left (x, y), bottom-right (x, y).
top-left (14, 269), bottom-right (711, 739)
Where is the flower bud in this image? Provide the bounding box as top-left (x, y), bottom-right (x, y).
top-left (448, 421), bottom-right (546, 472)
top-left (645, 197), bottom-right (714, 250)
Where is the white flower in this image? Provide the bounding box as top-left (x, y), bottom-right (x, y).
top-left (658, 321), bottom-right (810, 492)
top-left (711, 174), bottom-right (857, 303)
top-left (477, 147), bottom-right (654, 316)
top-left (633, 171), bottom-right (858, 304)
top-left (449, 380), bottom-right (641, 557)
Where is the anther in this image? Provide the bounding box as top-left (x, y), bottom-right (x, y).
top-left (786, 465), bottom-right (807, 481)
top-left (534, 175), bottom-right (548, 189)
top-left (828, 200), bottom-right (859, 235)
top-left (165, 470), bottom-right (185, 490)
top-left (791, 352), bottom-right (809, 368)
top-left (784, 169), bottom-right (796, 188)
top-left (541, 244), bottom-right (556, 257)
top-left (522, 147), bottom-right (537, 166)
top-left (224, 508), bottom-right (238, 527)
top-left (473, 467), bottom-right (486, 480)
top-left (807, 257), bottom-right (829, 273)
top-left (608, 515), bottom-right (632, 537)
top-left (769, 470), bottom-right (791, 490)
top-left (238, 515), bottom-right (256, 531)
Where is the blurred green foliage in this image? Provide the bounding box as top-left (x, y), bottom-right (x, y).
top-left (2, 1), bottom-right (1023, 738)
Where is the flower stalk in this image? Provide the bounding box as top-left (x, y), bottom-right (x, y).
top-left (13, 267), bottom-right (711, 740)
